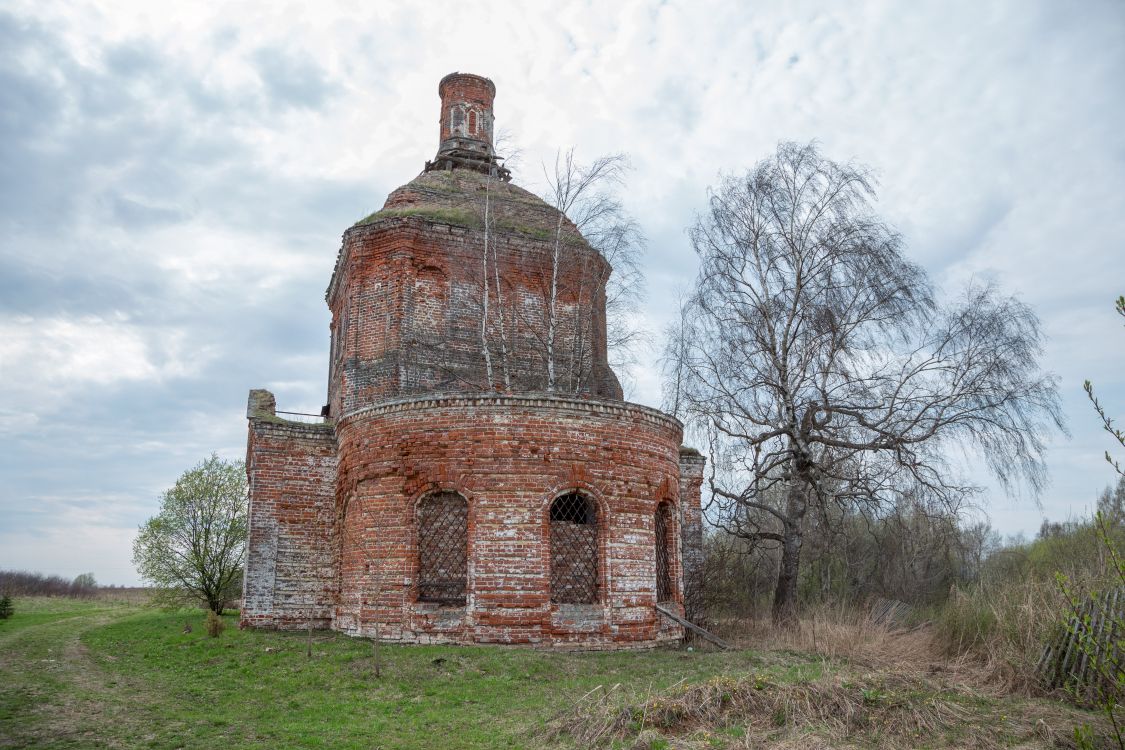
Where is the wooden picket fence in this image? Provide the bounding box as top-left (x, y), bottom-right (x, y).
top-left (1037, 587), bottom-right (1125, 698)
top-left (870, 597), bottom-right (913, 629)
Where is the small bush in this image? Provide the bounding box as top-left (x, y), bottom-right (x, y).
top-left (205, 609), bottom-right (225, 638)
top-left (0, 594), bottom-right (13, 620)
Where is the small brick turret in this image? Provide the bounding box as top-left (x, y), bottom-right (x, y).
top-left (426, 72), bottom-right (510, 180)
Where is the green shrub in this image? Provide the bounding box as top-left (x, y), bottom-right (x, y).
top-left (0, 594), bottom-right (13, 620)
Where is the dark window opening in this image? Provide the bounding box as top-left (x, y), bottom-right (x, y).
top-left (417, 491), bottom-right (468, 605)
top-left (550, 493), bottom-right (599, 604)
top-left (468, 109), bottom-right (477, 135)
top-left (655, 501), bottom-right (674, 603)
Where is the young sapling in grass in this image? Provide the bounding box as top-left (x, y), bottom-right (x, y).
top-left (206, 609), bottom-right (225, 638)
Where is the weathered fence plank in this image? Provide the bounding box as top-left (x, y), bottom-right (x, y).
top-left (1039, 586), bottom-right (1125, 697)
top-left (655, 604), bottom-right (731, 650)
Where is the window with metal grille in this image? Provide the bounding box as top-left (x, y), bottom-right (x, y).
top-left (416, 491), bottom-right (468, 605)
top-left (549, 493), bottom-right (599, 604)
top-left (655, 501), bottom-right (674, 603)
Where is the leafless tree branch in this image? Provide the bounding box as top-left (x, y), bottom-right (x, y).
top-left (663, 142), bottom-right (1066, 624)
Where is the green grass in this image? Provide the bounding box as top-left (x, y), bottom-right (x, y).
top-left (353, 206), bottom-right (483, 229)
top-left (0, 597), bottom-right (1108, 749)
top-left (351, 206), bottom-right (589, 246)
top-left (0, 598), bottom-right (779, 749)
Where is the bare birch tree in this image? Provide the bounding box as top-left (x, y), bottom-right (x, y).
top-left (664, 142), bottom-right (1065, 624)
top-left (475, 131), bottom-right (521, 390)
top-left (542, 149), bottom-right (646, 392)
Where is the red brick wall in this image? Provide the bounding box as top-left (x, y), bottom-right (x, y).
top-left (332, 394), bottom-right (687, 647)
top-left (678, 449), bottom-right (706, 623)
top-left (326, 204), bottom-right (621, 418)
top-left (241, 392), bottom-right (338, 630)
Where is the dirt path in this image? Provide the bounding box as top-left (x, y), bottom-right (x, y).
top-left (0, 605), bottom-right (159, 749)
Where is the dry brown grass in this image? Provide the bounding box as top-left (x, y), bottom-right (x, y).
top-left (713, 600), bottom-right (1057, 696)
top-left (93, 587), bottom-right (154, 605)
top-left (541, 667), bottom-right (1103, 749)
top-left (541, 609), bottom-right (1111, 749)
top-left (716, 604), bottom-right (938, 671)
top-left (935, 577), bottom-right (1071, 694)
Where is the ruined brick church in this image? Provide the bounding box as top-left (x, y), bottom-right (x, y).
top-left (240, 73), bottom-right (705, 648)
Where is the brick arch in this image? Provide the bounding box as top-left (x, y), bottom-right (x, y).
top-left (655, 473), bottom-right (678, 505)
top-left (650, 475), bottom-right (681, 603)
top-left (407, 477), bottom-right (477, 508)
top-left (539, 478), bottom-right (609, 518)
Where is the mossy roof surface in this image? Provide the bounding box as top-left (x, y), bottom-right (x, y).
top-left (353, 169), bottom-right (586, 244)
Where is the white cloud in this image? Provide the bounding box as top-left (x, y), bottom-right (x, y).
top-left (0, 314), bottom-right (201, 393)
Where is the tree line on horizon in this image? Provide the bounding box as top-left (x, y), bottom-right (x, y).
top-left (0, 570), bottom-right (99, 598)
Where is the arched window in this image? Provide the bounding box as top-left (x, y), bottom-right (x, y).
top-left (417, 491), bottom-right (468, 605)
top-left (468, 108), bottom-right (477, 135)
top-left (549, 492), bottom-right (599, 604)
top-left (450, 106), bottom-right (466, 136)
top-left (655, 501), bottom-right (674, 603)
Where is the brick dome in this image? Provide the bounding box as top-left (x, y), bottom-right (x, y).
top-left (358, 169), bottom-right (586, 246)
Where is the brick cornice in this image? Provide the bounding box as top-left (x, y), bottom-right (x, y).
top-left (337, 392), bottom-right (682, 432)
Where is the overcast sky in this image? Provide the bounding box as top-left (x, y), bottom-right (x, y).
top-left (2, 0), bottom-right (1123, 585)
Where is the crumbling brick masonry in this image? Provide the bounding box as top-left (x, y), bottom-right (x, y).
top-left (241, 73), bottom-right (704, 648)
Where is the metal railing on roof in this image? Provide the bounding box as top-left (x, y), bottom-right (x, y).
top-left (274, 410), bottom-right (330, 425)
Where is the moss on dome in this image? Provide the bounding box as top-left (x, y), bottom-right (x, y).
top-left (352, 170), bottom-right (587, 246)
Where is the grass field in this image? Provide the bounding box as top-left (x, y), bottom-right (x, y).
top-left (0, 597), bottom-right (1110, 749)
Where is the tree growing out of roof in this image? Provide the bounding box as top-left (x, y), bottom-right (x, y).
top-left (133, 454), bottom-right (248, 614)
top-left (541, 149), bottom-right (647, 394)
top-left (470, 144), bottom-right (648, 395)
top-left (664, 142), bottom-right (1065, 624)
